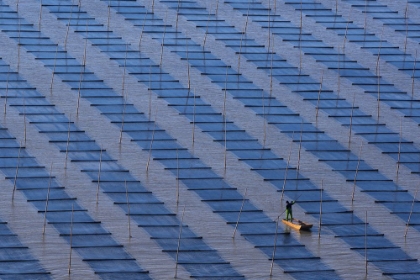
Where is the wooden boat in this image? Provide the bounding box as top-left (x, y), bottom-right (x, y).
top-left (282, 219), bottom-right (313, 231)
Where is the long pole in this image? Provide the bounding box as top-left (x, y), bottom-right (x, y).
top-left (396, 118), bottom-right (402, 183)
top-left (351, 142), bottom-right (363, 203)
top-left (348, 92), bottom-right (356, 148)
top-left (404, 187), bottom-right (418, 238)
top-left (174, 206), bottom-right (186, 278)
top-left (281, 132), bottom-right (295, 199)
top-left (76, 38), bottom-right (88, 117)
top-left (412, 50), bottom-right (418, 98)
top-left (315, 71), bottom-right (324, 120)
top-left (233, 188), bottom-right (248, 238)
top-left (50, 44), bottom-right (59, 95)
top-left (318, 181), bottom-right (323, 239)
top-left (176, 148), bottom-right (180, 205)
top-left (269, 217), bottom-right (280, 276)
top-left (119, 45), bottom-right (129, 144)
top-left (68, 203), bottom-right (74, 275)
top-left (12, 142), bottom-right (23, 201)
top-left (125, 180), bottom-right (132, 238)
top-left (96, 147), bottom-right (103, 204)
top-left (65, 115), bottom-right (71, 169)
top-left (42, 162), bottom-right (53, 235)
top-left (4, 66), bottom-right (10, 115)
top-left (146, 107), bottom-right (157, 172)
top-left (365, 211), bottom-right (368, 276)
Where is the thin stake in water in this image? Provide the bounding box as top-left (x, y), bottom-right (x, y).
top-left (281, 132), bottom-right (295, 199)
top-left (125, 180), bottom-right (132, 238)
top-left (68, 203), bottom-right (74, 275)
top-left (138, 10), bottom-right (147, 51)
top-left (375, 28), bottom-right (384, 119)
top-left (4, 66), bottom-right (10, 115)
top-left (50, 44), bottom-right (60, 95)
top-left (404, 187), bottom-right (418, 238)
top-left (23, 97), bottom-right (27, 144)
top-left (269, 217), bottom-right (280, 276)
top-left (63, 6), bottom-right (73, 50)
top-left (176, 148), bottom-right (180, 205)
top-left (351, 142), bottom-right (363, 203)
top-left (223, 66), bottom-right (229, 174)
top-left (315, 71), bottom-right (324, 120)
top-left (38, 0), bottom-right (43, 30)
top-left (146, 106), bottom-right (158, 172)
top-left (396, 118), bottom-right (403, 183)
top-left (119, 45), bottom-right (129, 144)
top-left (348, 91), bottom-right (357, 148)
top-left (233, 188), bottom-right (248, 238)
top-left (174, 206), bottom-right (186, 278)
top-left (77, 38), bottom-right (88, 117)
top-left (192, 89), bottom-right (196, 151)
top-left (65, 115), bottom-right (71, 169)
top-left (12, 142), bottom-right (23, 201)
top-left (43, 162), bottom-right (53, 235)
top-left (96, 147), bottom-right (103, 204)
top-left (365, 210), bottom-right (368, 276)
top-left (318, 181), bottom-right (323, 239)
top-left (412, 50), bottom-right (418, 98)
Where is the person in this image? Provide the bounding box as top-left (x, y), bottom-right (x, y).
top-left (285, 201), bottom-right (295, 221)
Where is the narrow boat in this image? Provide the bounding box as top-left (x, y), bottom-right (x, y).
top-left (282, 219), bottom-right (313, 231)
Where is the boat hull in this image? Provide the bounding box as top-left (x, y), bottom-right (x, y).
top-left (282, 219), bottom-right (313, 231)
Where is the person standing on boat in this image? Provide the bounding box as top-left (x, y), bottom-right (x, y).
top-left (285, 201), bottom-right (295, 221)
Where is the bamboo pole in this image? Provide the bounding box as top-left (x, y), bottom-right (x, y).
top-left (237, 4), bottom-right (250, 73)
top-left (68, 203), bottom-right (74, 275)
top-left (176, 0), bottom-right (181, 32)
top-left (96, 147), bottom-right (103, 204)
top-left (299, 0), bottom-right (303, 73)
top-left (375, 28), bottom-right (384, 120)
top-left (405, 187), bottom-right (418, 238)
top-left (174, 206), bottom-right (186, 278)
top-left (232, 188), bottom-right (248, 238)
top-left (146, 106), bottom-right (158, 172)
top-left (365, 210), bottom-right (368, 276)
top-left (4, 66), bottom-right (10, 115)
top-left (269, 217), bottom-right (280, 276)
top-left (412, 50), bottom-right (417, 98)
top-left (138, 11), bottom-right (147, 52)
top-left (296, 123), bottom-right (303, 174)
top-left (23, 97), bottom-right (26, 144)
top-left (202, 1), bottom-right (211, 48)
top-left (318, 181), bottom-right (323, 239)
top-left (396, 118), bottom-right (402, 183)
top-left (50, 44), bottom-right (60, 95)
top-left (159, 21), bottom-right (167, 67)
top-left (192, 88), bottom-right (196, 151)
top-left (281, 132), bottom-right (295, 199)
top-left (348, 91), bottom-right (356, 148)
top-left (38, 0), bottom-right (42, 31)
top-left (42, 162), bottom-right (53, 235)
top-left (17, 16), bottom-right (21, 72)
top-left (65, 115), bottom-right (71, 169)
top-left (125, 180), bottom-right (132, 238)
top-left (107, 0), bottom-right (111, 31)
top-left (176, 148), bottom-right (180, 205)
top-left (351, 142), bottom-right (363, 203)
top-left (315, 71), bottom-right (324, 120)
top-left (12, 142), bottom-right (23, 201)
top-left (76, 38), bottom-right (88, 117)
top-left (119, 45), bottom-right (129, 144)
top-left (64, 6), bottom-right (73, 50)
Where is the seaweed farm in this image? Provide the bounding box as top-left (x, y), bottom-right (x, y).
top-left (0, 0), bottom-right (420, 279)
